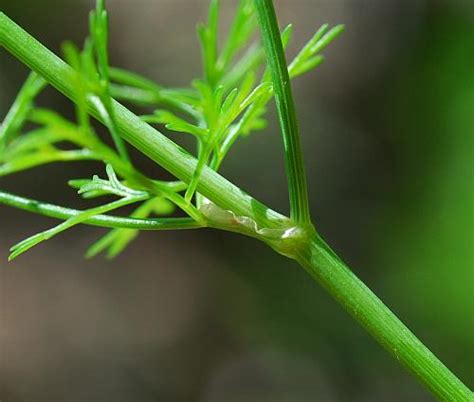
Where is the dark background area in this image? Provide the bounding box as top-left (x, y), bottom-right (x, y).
top-left (0, 0), bottom-right (473, 401)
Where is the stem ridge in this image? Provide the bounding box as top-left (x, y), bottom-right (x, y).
top-left (255, 0), bottom-right (312, 224)
top-left (0, 6), bottom-right (472, 400)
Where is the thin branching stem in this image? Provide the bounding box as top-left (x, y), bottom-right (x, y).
top-left (254, 0), bottom-right (312, 225)
top-left (0, 11), bottom-right (288, 229)
top-left (0, 7), bottom-right (472, 400)
top-left (0, 190), bottom-right (204, 231)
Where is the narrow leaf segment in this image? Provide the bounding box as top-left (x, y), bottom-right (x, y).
top-left (0, 3), bottom-right (472, 400)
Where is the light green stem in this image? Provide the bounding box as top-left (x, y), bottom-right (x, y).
top-left (0, 10), bottom-right (472, 401)
top-left (0, 71), bottom-right (46, 150)
top-left (296, 235), bottom-right (473, 401)
top-left (253, 1), bottom-right (472, 399)
top-left (0, 190), bottom-right (203, 230)
top-left (0, 11), bottom-right (288, 230)
top-left (254, 0), bottom-right (311, 225)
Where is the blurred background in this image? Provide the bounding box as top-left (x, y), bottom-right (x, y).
top-left (0, 0), bottom-right (473, 401)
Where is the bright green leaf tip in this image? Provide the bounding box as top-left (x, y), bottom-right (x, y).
top-left (1, 0), bottom-right (339, 259)
top-left (1, 1), bottom-right (472, 400)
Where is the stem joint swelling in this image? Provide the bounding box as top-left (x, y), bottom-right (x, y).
top-left (263, 222), bottom-right (316, 259)
top-left (0, 1), bottom-right (473, 400)
top-left (200, 198), bottom-right (315, 259)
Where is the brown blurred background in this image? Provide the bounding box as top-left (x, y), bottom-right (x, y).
top-left (0, 0), bottom-right (473, 401)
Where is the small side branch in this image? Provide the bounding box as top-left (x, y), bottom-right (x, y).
top-left (0, 190), bottom-right (204, 231)
top-left (0, 11), bottom-right (287, 229)
top-left (254, 0), bottom-right (311, 225)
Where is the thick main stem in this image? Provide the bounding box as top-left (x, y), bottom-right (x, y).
top-left (0, 10), bottom-right (472, 401)
top-left (296, 236), bottom-right (473, 401)
top-left (0, 11), bottom-right (287, 230)
top-left (254, 1), bottom-right (472, 398)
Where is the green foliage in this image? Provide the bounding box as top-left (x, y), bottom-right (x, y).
top-left (1, 1), bottom-right (472, 398)
top-left (75, 164), bottom-right (149, 199)
top-left (289, 24), bottom-right (344, 78)
top-left (85, 197), bottom-right (174, 259)
top-left (0, 0), bottom-right (341, 259)
top-left (0, 72), bottom-right (46, 153)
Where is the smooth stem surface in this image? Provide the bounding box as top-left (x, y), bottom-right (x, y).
top-left (0, 10), bottom-right (472, 401)
top-left (297, 236), bottom-right (473, 401)
top-left (0, 11), bottom-right (288, 230)
top-left (255, 0), bottom-right (311, 225)
top-left (0, 190), bottom-right (203, 230)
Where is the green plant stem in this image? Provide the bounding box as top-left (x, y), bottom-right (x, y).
top-left (0, 190), bottom-right (203, 230)
top-left (254, 0), bottom-right (311, 225)
top-left (296, 235), bottom-right (473, 401)
top-left (0, 11), bottom-right (472, 400)
top-left (0, 11), bottom-right (288, 230)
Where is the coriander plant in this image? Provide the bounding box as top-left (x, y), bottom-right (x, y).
top-left (0, 0), bottom-right (472, 400)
